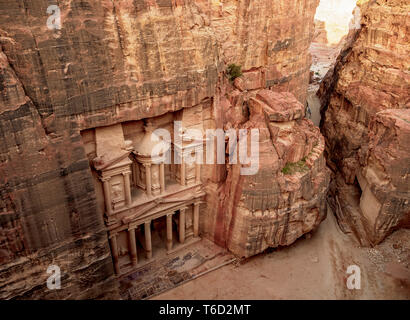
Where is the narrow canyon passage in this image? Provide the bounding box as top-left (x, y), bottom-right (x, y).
top-left (307, 0), bottom-right (359, 127)
top-left (154, 210), bottom-right (410, 300)
top-left (0, 0), bottom-right (408, 301)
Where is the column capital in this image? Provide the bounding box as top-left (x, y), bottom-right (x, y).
top-left (108, 232), bottom-right (118, 239)
top-left (128, 224), bottom-right (137, 231)
top-left (122, 171), bottom-right (132, 176)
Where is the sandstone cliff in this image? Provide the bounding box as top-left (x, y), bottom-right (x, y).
top-left (215, 89), bottom-right (330, 257)
top-left (0, 0), bottom-right (323, 299)
top-left (320, 0), bottom-right (410, 245)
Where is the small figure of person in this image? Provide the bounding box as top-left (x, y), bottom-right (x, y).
top-left (306, 104), bottom-right (312, 119)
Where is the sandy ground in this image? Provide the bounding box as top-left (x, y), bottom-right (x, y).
top-left (153, 209), bottom-right (410, 300)
top-left (307, 92), bottom-right (321, 127)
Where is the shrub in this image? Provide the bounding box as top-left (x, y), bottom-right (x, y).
top-left (281, 158), bottom-right (309, 175)
top-left (227, 63), bottom-right (243, 82)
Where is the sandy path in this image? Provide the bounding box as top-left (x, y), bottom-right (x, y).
top-left (153, 209), bottom-right (410, 300)
top-left (307, 91), bottom-right (322, 127)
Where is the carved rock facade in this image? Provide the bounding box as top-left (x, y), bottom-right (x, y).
top-left (0, 0), bottom-right (325, 299)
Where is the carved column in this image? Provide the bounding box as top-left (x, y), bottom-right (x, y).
top-left (144, 221), bottom-right (152, 259)
top-left (109, 233), bottom-right (120, 274)
top-left (145, 163), bottom-right (152, 197)
top-left (179, 208), bottom-right (186, 244)
top-left (102, 179), bottom-right (113, 215)
top-left (171, 150), bottom-right (175, 179)
top-left (166, 214), bottom-right (173, 251)
top-left (123, 172), bottom-right (132, 206)
top-left (132, 163), bottom-right (138, 186)
top-left (195, 162), bottom-right (201, 184)
top-left (181, 156), bottom-right (186, 186)
top-left (160, 163), bottom-right (165, 194)
top-left (128, 227), bottom-right (138, 267)
top-left (193, 202), bottom-right (200, 238)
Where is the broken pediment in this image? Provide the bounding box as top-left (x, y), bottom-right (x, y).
top-left (93, 124), bottom-right (133, 171)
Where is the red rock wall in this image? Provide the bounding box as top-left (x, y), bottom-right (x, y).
top-left (0, 48), bottom-right (118, 299)
top-left (196, 0), bottom-right (319, 103)
top-left (204, 87), bottom-right (330, 257)
top-left (0, 0), bottom-right (321, 298)
top-left (320, 0), bottom-right (410, 245)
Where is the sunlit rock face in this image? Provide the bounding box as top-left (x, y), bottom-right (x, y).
top-left (0, 0), bottom-right (323, 299)
top-left (314, 0), bottom-right (358, 45)
top-left (320, 0), bottom-right (410, 246)
top-left (309, 0), bottom-right (360, 83)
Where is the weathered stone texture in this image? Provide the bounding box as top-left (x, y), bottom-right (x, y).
top-left (320, 0), bottom-right (410, 245)
top-left (196, 0), bottom-right (319, 103)
top-left (0, 0), bottom-right (322, 298)
top-left (359, 110), bottom-right (410, 242)
top-left (207, 88), bottom-right (330, 258)
top-left (0, 47), bottom-right (118, 299)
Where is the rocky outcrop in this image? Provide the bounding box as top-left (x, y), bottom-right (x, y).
top-left (313, 20), bottom-right (328, 45)
top-left (206, 88), bottom-right (330, 257)
top-left (0, 0), bottom-right (323, 298)
top-left (320, 0), bottom-right (410, 245)
top-left (359, 110), bottom-right (410, 240)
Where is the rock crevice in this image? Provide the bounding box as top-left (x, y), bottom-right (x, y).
top-left (320, 0), bottom-right (410, 245)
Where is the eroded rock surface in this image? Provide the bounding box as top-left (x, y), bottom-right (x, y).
top-left (206, 88), bottom-right (330, 258)
top-left (320, 0), bottom-right (410, 245)
top-left (0, 0), bottom-right (324, 298)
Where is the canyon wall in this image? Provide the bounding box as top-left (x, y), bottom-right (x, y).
top-left (212, 89), bottom-right (330, 257)
top-left (320, 0), bottom-right (410, 245)
top-left (0, 0), bottom-right (323, 299)
top-left (196, 0), bottom-right (319, 103)
top-left (193, 0), bottom-right (330, 256)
